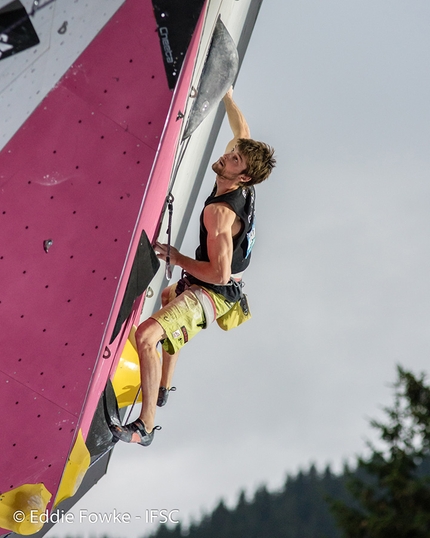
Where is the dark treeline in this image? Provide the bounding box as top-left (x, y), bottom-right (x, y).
top-left (148, 366), bottom-right (430, 538)
top-left (147, 463), bottom-right (352, 538)
top-left (148, 457), bottom-right (430, 538)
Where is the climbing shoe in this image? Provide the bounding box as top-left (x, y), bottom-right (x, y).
top-left (110, 419), bottom-right (161, 447)
top-left (157, 386), bottom-right (176, 407)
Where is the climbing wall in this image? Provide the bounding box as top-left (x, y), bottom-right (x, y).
top-left (0, 0), bottom-right (207, 532)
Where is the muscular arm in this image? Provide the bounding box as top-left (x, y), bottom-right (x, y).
top-left (155, 203), bottom-right (235, 285)
top-left (223, 87), bottom-right (251, 153)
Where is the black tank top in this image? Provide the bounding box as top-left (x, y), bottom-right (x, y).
top-left (187, 185), bottom-right (256, 302)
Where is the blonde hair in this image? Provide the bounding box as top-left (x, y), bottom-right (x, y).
top-left (237, 138), bottom-right (276, 186)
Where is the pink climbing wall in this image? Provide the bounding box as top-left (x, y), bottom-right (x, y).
top-left (0, 0), bottom-right (206, 525)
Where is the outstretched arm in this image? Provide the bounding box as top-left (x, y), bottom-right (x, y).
top-left (223, 87), bottom-right (251, 153)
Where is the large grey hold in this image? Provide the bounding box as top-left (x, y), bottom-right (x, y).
top-left (183, 17), bottom-right (239, 140)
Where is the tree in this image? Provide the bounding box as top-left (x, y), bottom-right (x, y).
top-left (330, 366), bottom-right (430, 537)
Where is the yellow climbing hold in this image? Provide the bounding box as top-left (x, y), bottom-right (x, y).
top-left (112, 328), bottom-right (142, 408)
top-left (54, 429), bottom-right (90, 508)
top-left (0, 482), bottom-right (52, 535)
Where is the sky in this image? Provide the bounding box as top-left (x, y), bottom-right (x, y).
top-left (49, 0), bottom-right (430, 536)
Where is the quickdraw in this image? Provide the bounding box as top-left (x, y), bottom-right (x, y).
top-left (165, 193), bottom-right (174, 281)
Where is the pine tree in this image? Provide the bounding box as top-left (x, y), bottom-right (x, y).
top-left (330, 366), bottom-right (430, 537)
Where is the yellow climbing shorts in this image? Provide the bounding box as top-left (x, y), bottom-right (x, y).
top-left (151, 283), bottom-right (233, 355)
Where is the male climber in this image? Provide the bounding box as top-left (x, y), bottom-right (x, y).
top-left (111, 88), bottom-right (275, 446)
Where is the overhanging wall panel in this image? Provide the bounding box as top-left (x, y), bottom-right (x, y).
top-left (0, 85), bottom-right (157, 415)
top-left (0, 0), bottom-right (174, 507)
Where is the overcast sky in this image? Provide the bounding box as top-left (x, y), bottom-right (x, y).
top-left (51, 1), bottom-right (430, 536)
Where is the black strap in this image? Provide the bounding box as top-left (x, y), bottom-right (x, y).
top-left (165, 193), bottom-right (174, 281)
